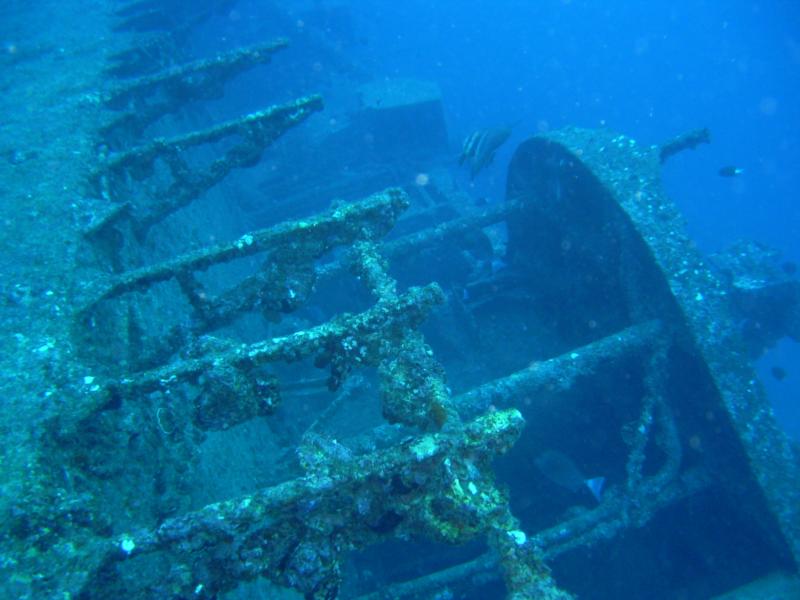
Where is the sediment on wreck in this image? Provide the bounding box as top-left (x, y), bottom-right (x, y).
top-left (0, 3), bottom-right (561, 596)
top-left (1, 2), bottom-right (798, 599)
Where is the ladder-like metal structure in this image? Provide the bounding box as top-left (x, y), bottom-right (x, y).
top-left (71, 2), bottom-right (567, 597)
top-left (49, 2), bottom-right (800, 598)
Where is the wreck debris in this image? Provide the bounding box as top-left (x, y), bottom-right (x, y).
top-left (313, 199), bottom-right (517, 286)
top-left (658, 127), bottom-right (711, 163)
top-left (104, 39), bottom-right (287, 110)
top-left (349, 240), bottom-right (457, 430)
top-left (102, 38), bottom-right (289, 141)
top-left (338, 122), bottom-right (799, 599)
top-left (442, 339), bottom-right (684, 594)
top-left (94, 94), bottom-right (323, 235)
top-left (80, 186), bottom-right (457, 434)
top-left (507, 126), bottom-right (800, 571)
top-left (84, 187), bottom-right (406, 309)
top-left (4, 6), bottom-right (582, 599)
top-left (104, 1), bottom-right (257, 88)
top-left (10, 0), bottom-right (788, 592)
top-left (351, 336), bottom-right (697, 600)
top-left (709, 239), bottom-right (800, 353)
top-left (112, 0), bottom-right (237, 35)
top-left (71, 123), bottom-right (800, 598)
top-left (105, 33), bottom-right (183, 79)
top-left (87, 409), bottom-right (531, 599)
top-left (110, 283), bottom-right (445, 403)
top-left (456, 320), bottom-right (663, 417)
top-left (385, 199), bottom-right (517, 260)
top-left (365, 465), bottom-right (711, 600)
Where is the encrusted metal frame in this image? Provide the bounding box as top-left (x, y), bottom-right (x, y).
top-left (63, 4), bottom-right (799, 599)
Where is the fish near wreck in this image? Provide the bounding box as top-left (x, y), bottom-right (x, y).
top-left (535, 449), bottom-right (605, 502)
top-left (718, 165), bottom-right (744, 177)
top-left (459, 125), bottom-right (512, 179)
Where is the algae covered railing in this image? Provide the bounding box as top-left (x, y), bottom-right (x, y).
top-left (102, 38), bottom-right (290, 141)
top-left (91, 93), bottom-right (323, 238)
top-left (92, 409), bottom-right (529, 598)
top-left (77, 182), bottom-right (571, 597)
top-left (72, 12), bottom-right (573, 597)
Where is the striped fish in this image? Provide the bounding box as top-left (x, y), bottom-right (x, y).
top-left (459, 125), bottom-right (513, 179)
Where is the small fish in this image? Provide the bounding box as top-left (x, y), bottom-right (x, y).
top-left (459, 126), bottom-right (513, 180)
top-left (534, 450), bottom-right (605, 502)
top-left (771, 366), bottom-right (787, 381)
top-left (781, 261), bottom-right (797, 276)
top-left (718, 165), bottom-right (744, 177)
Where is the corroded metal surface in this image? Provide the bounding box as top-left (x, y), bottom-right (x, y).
top-left (85, 409), bottom-right (527, 599)
top-left (84, 187), bottom-right (407, 308)
top-left (94, 94), bottom-right (323, 234)
top-left (63, 20), bottom-right (572, 594)
top-left (3, 1), bottom-right (796, 598)
top-left (507, 126), bottom-right (800, 567)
